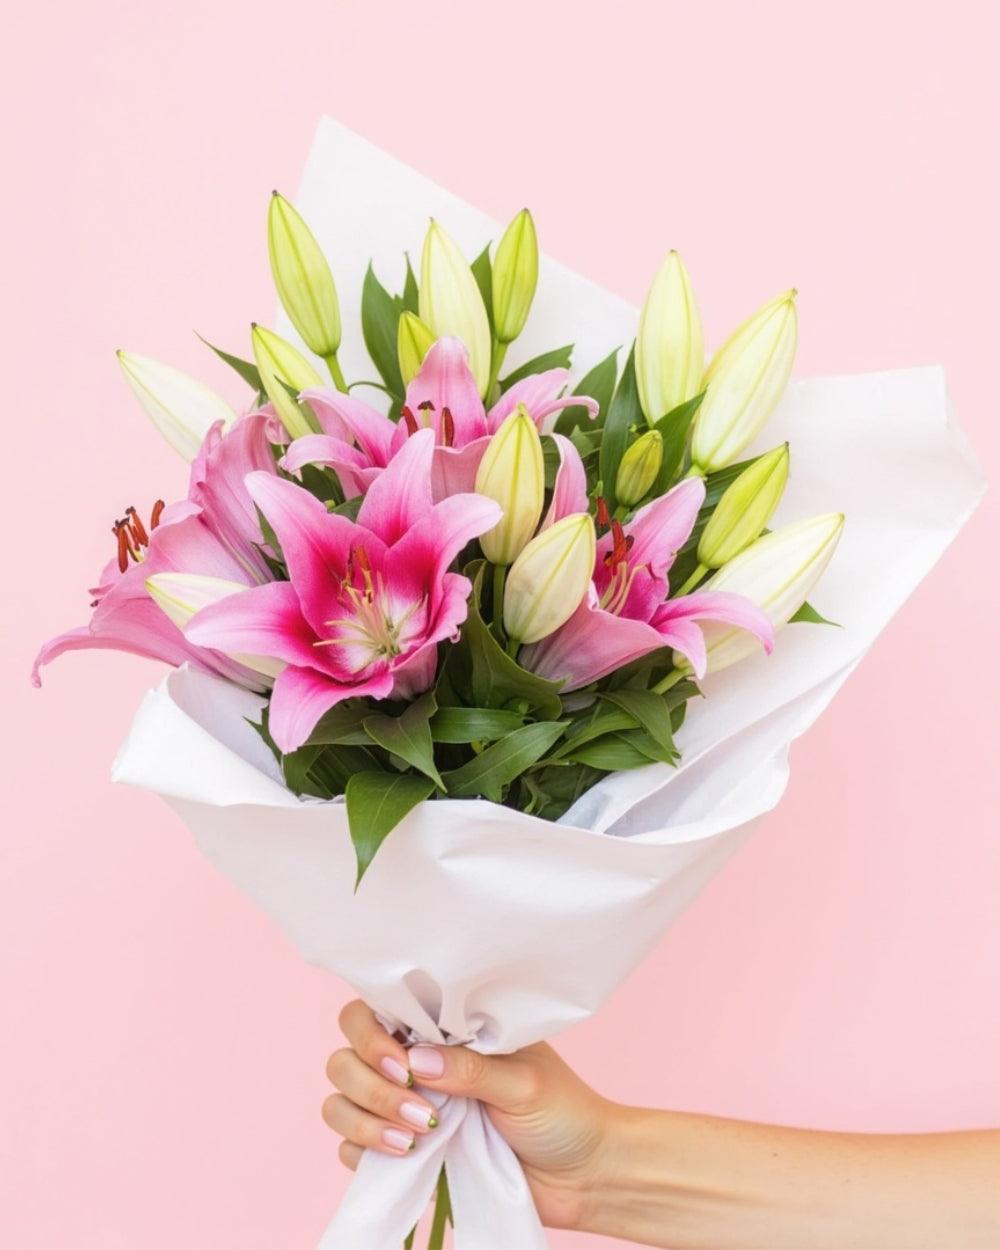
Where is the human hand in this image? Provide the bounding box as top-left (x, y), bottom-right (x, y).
top-left (323, 999), bottom-right (617, 1231)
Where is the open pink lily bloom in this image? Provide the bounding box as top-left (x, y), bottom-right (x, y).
top-left (32, 413), bottom-right (279, 690)
top-left (282, 336), bottom-right (598, 501)
top-left (521, 478), bottom-right (775, 690)
top-left (184, 429), bottom-right (502, 753)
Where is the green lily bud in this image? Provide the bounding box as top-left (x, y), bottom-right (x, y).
top-left (678, 512), bottom-right (844, 675)
top-left (636, 251), bottom-right (704, 423)
top-left (267, 191), bottom-right (341, 358)
top-left (504, 513), bottom-right (596, 644)
top-left (692, 289), bottom-right (797, 472)
top-left (146, 573), bottom-right (284, 679)
top-left (251, 323), bottom-right (323, 440)
top-left (698, 443), bottom-right (790, 567)
top-left (475, 405), bottom-right (545, 565)
top-left (419, 219), bottom-right (492, 397)
top-left (492, 209), bottom-right (539, 345)
top-left (615, 430), bottom-right (664, 507)
top-left (397, 311), bottom-right (436, 387)
top-left (117, 351), bottom-right (235, 462)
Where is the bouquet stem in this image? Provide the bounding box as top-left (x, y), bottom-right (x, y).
top-left (427, 1166), bottom-right (452, 1250)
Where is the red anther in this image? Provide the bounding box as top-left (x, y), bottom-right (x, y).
top-left (441, 407), bottom-right (455, 447)
top-left (603, 519), bottom-right (633, 569)
top-left (595, 497), bottom-right (610, 528)
top-left (126, 505), bottom-right (149, 547)
top-left (400, 406), bottom-right (419, 436)
top-left (115, 524), bottom-right (130, 574)
top-left (417, 399), bottom-right (435, 412)
top-left (354, 544), bottom-right (372, 575)
top-left (150, 499), bottom-right (166, 529)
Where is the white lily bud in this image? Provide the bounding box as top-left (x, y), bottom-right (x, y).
top-left (397, 311), bottom-right (436, 387)
top-left (250, 323), bottom-right (323, 440)
top-left (635, 251), bottom-right (704, 423)
top-left (504, 513), bottom-right (596, 644)
top-left (615, 430), bottom-right (664, 507)
top-left (680, 512), bottom-right (844, 674)
top-left (267, 191), bottom-right (342, 358)
top-left (698, 443), bottom-right (790, 567)
top-left (419, 219), bottom-right (492, 397)
top-left (146, 573), bottom-right (285, 679)
top-left (492, 209), bottom-right (538, 345)
top-left (691, 289), bottom-right (797, 472)
top-left (117, 351), bottom-right (235, 462)
top-left (475, 405), bottom-right (545, 565)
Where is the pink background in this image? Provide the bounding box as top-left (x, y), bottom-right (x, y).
top-left (3, 2), bottom-right (998, 1247)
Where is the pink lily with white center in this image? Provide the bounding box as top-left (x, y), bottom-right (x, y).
top-left (520, 478), bottom-right (775, 691)
top-left (33, 412), bottom-right (281, 689)
top-left (282, 336), bottom-right (598, 501)
top-left (184, 429), bottom-right (502, 753)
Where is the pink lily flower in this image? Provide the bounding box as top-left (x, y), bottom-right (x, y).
top-left (520, 478), bottom-right (775, 691)
top-left (282, 336), bottom-right (598, 501)
top-left (33, 413), bottom-right (280, 689)
top-left (184, 429), bottom-right (502, 753)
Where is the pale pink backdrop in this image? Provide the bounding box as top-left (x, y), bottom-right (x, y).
top-left (3, 2), bottom-right (998, 1247)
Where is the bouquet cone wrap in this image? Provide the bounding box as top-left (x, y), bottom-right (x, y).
top-left (112, 121), bottom-right (986, 1248)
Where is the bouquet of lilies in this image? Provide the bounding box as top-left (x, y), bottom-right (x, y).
top-left (36, 195), bottom-right (840, 884)
top-left (37, 122), bottom-right (982, 1250)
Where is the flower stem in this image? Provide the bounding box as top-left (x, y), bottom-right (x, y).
top-left (324, 352), bottom-right (348, 393)
top-left (426, 1167), bottom-right (451, 1250)
top-left (486, 338), bottom-right (508, 405)
top-left (674, 563), bottom-right (709, 598)
top-left (684, 463), bottom-right (706, 479)
top-left (505, 635), bottom-right (520, 659)
top-left (652, 668), bottom-right (685, 695)
top-left (492, 562), bottom-right (507, 635)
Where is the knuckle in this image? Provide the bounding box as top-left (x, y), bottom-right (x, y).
top-left (457, 1046), bottom-right (487, 1089)
top-left (515, 1062), bottom-right (545, 1105)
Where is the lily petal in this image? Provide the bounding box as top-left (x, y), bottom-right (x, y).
top-left (184, 579), bottom-right (330, 673)
top-left (301, 389), bottom-right (396, 467)
top-left (357, 428), bottom-right (435, 545)
top-left (399, 337), bottom-right (487, 449)
top-left (597, 477), bottom-right (706, 582)
top-left (542, 434), bottom-right (589, 529)
top-left (651, 589), bottom-right (775, 678)
top-left (268, 663), bottom-right (394, 754)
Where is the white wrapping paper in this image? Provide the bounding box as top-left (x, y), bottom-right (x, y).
top-left (112, 120), bottom-right (985, 1249)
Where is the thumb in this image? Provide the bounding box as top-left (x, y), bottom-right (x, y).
top-left (408, 1043), bottom-right (541, 1112)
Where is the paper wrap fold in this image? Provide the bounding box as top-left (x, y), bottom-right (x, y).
top-left (111, 121), bottom-right (985, 1249)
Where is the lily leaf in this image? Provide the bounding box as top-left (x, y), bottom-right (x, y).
top-left (443, 721), bottom-right (567, 800)
top-left (599, 344), bottom-right (641, 510)
top-left (401, 253), bottom-right (419, 313)
top-left (429, 706), bottom-right (526, 743)
top-left (471, 244), bottom-right (495, 336)
top-left (598, 688), bottom-right (677, 761)
top-left (363, 693), bottom-right (444, 789)
top-left (197, 334), bottom-right (264, 393)
top-left (555, 348), bottom-right (619, 434)
top-left (361, 263), bottom-right (404, 400)
top-left (346, 771), bottom-right (437, 886)
top-left (652, 391), bottom-right (705, 491)
top-left (304, 702), bottom-right (373, 747)
top-left (789, 601), bottom-right (841, 627)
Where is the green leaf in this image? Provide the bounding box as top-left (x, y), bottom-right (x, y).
top-left (599, 345), bottom-right (641, 509)
top-left (500, 345), bottom-right (574, 392)
top-left (282, 745), bottom-right (333, 798)
top-left (429, 706), bottom-right (526, 743)
top-left (598, 689), bottom-right (677, 761)
top-left (197, 334), bottom-right (264, 392)
top-left (565, 732), bottom-right (658, 770)
top-left (789, 601), bottom-right (841, 627)
top-left (401, 254), bottom-right (419, 313)
top-left (554, 348), bottom-right (619, 434)
top-left (361, 263), bottom-right (404, 399)
top-left (459, 566), bottom-right (565, 719)
top-left (652, 391), bottom-right (706, 491)
top-left (346, 771), bottom-right (437, 886)
top-left (442, 721), bottom-right (567, 800)
top-left (471, 245), bottom-right (495, 336)
top-left (304, 702), bottom-right (374, 747)
top-left (362, 693), bottom-right (444, 788)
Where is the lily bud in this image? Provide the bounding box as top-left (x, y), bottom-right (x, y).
top-left (504, 513), bottom-right (596, 644)
top-left (117, 351), bottom-right (235, 462)
top-left (267, 191), bottom-right (342, 358)
top-left (397, 311), bottom-right (437, 387)
top-left (492, 209), bottom-right (538, 345)
top-left (692, 289), bottom-right (797, 472)
top-left (678, 512), bottom-right (844, 675)
top-left (251, 323), bottom-right (323, 440)
top-left (475, 405), bottom-right (545, 565)
top-left (698, 443), bottom-right (790, 568)
top-left (145, 573), bottom-right (284, 679)
top-left (635, 251), bottom-right (704, 423)
top-left (419, 219), bottom-right (492, 398)
top-left (615, 430), bottom-right (664, 507)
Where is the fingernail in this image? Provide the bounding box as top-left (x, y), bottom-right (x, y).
top-left (380, 1056), bottom-right (413, 1088)
top-left (400, 1100), bottom-right (439, 1130)
top-left (409, 1046), bottom-right (445, 1079)
top-left (382, 1127), bottom-right (415, 1153)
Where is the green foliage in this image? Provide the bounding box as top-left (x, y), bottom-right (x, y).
top-left (554, 348), bottom-right (619, 434)
top-left (360, 263), bottom-right (405, 400)
top-left (346, 772), bottom-right (437, 885)
top-left (500, 345), bottom-right (574, 391)
top-left (598, 345), bottom-right (641, 510)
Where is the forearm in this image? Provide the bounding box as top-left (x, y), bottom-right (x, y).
top-left (579, 1106), bottom-right (1000, 1249)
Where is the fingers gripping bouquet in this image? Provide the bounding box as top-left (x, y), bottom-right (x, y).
top-left (36, 123), bottom-right (983, 1249)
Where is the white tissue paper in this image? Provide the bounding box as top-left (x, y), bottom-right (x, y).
top-left (112, 119), bottom-right (986, 1249)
